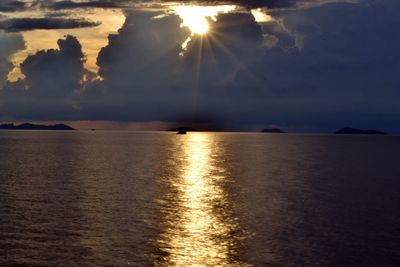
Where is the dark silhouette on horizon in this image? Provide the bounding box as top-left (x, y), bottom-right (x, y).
top-left (0, 123), bottom-right (75, 130)
top-left (261, 128), bottom-right (285, 133)
top-left (176, 129), bottom-right (187, 135)
top-left (335, 127), bottom-right (387, 135)
top-left (167, 127), bottom-right (198, 132)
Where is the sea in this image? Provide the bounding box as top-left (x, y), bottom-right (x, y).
top-left (0, 131), bottom-right (399, 266)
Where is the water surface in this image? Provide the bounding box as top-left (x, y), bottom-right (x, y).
top-left (0, 131), bottom-right (399, 266)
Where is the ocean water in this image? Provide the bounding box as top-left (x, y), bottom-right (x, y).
top-left (0, 131), bottom-right (399, 266)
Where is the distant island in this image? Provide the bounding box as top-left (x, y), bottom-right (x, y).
top-left (261, 128), bottom-right (285, 133)
top-left (167, 127), bottom-right (198, 132)
top-left (335, 127), bottom-right (387, 135)
top-left (0, 123), bottom-right (75, 131)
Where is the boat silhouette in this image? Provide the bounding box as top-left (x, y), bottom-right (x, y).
top-left (177, 129), bottom-right (187, 135)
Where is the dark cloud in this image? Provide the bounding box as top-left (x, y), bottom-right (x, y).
top-left (0, 33), bottom-right (25, 88)
top-left (0, 18), bottom-right (101, 32)
top-left (0, 1), bottom-right (26, 12)
top-left (177, 12), bottom-right (265, 122)
top-left (34, 0), bottom-right (296, 10)
top-left (191, 0), bottom-right (296, 9)
top-left (1, 0), bottom-right (400, 132)
top-left (80, 11), bottom-right (267, 125)
top-left (20, 35), bottom-right (86, 96)
top-left (34, 0), bottom-right (121, 10)
top-left (3, 0), bottom-right (329, 12)
top-left (84, 0), bottom-right (400, 131)
top-left (246, 0), bottom-right (400, 130)
top-left (90, 11), bottom-right (190, 121)
top-left (1, 35), bottom-right (86, 120)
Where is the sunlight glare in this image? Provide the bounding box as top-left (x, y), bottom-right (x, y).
top-left (157, 133), bottom-right (247, 266)
top-left (172, 5), bottom-right (236, 35)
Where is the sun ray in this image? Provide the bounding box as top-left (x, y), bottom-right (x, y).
top-left (207, 33), bottom-right (265, 88)
top-left (191, 35), bottom-right (204, 119)
top-left (204, 34), bottom-right (223, 81)
top-left (170, 4), bottom-right (236, 54)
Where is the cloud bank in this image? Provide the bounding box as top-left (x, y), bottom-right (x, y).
top-left (0, 18), bottom-right (100, 32)
top-left (1, 0), bottom-right (400, 132)
top-left (33, 0), bottom-right (297, 10)
top-left (0, 1), bottom-right (26, 12)
top-left (4, 0), bottom-right (326, 11)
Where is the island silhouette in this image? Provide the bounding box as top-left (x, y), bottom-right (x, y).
top-left (0, 123), bottom-right (75, 130)
top-left (261, 128), bottom-right (285, 133)
top-left (335, 127), bottom-right (387, 135)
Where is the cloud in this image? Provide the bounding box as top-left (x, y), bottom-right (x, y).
top-left (77, 10), bottom-right (268, 125)
top-left (3, 0), bottom-right (349, 13)
top-left (34, 0), bottom-right (121, 10)
top-left (86, 11), bottom-right (190, 121)
top-left (0, 33), bottom-right (25, 88)
top-left (245, 0), bottom-right (400, 129)
top-left (211, 0), bottom-right (296, 9)
top-left (1, 35), bottom-right (86, 120)
top-left (0, 18), bottom-right (101, 32)
top-left (15, 0), bottom-right (350, 14)
top-left (34, 0), bottom-right (297, 10)
top-left (83, 0), bottom-right (400, 131)
top-left (0, 1), bottom-right (26, 12)
top-left (1, 0), bottom-right (400, 132)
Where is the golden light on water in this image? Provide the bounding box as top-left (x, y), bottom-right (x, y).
top-left (158, 133), bottom-right (248, 266)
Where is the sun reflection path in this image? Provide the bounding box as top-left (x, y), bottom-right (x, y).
top-left (157, 133), bottom-right (249, 267)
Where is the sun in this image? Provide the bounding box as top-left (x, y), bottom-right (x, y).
top-left (186, 18), bottom-right (209, 35)
top-left (173, 6), bottom-right (210, 34)
top-left (171, 5), bottom-right (236, 35)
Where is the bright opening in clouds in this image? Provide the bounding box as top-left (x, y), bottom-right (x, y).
top-left (250, 8), bottom-right (273, 23)
top-left (171, 5), bottom-right (237, 35)
top-left (170, 5), bottom-right (237, 52)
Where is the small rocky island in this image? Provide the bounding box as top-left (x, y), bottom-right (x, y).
top-left (261, 128), bottom-right (285, 133)
top-left (335, 127), bottom-right (387, 135)
top-left (0, 123), bottom-right (75, 130)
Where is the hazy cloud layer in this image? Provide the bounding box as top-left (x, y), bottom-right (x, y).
top-left (28, 0), bottom-right (359, 11)
top-left (34, 0), bottom-right (297, 10)
top-left (0, 1), bottom-right (26, 12)
top-left (0, 18), bottom-right (101, 32)
top-left (1, 0), bottom-right (400, 132)
top-left (33, 0), bottom-right (122, 10)
top-left (1, 0), bottom-right (354, 12)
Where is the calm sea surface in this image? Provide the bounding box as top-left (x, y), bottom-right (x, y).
top-left (0, 131), bottom-right (399, 266)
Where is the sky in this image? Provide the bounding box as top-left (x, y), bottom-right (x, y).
top-left (0, 0), bottom-right (399, 132)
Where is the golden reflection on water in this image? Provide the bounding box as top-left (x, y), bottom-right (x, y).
top-left (158, 133), bottom-right (248, 267)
